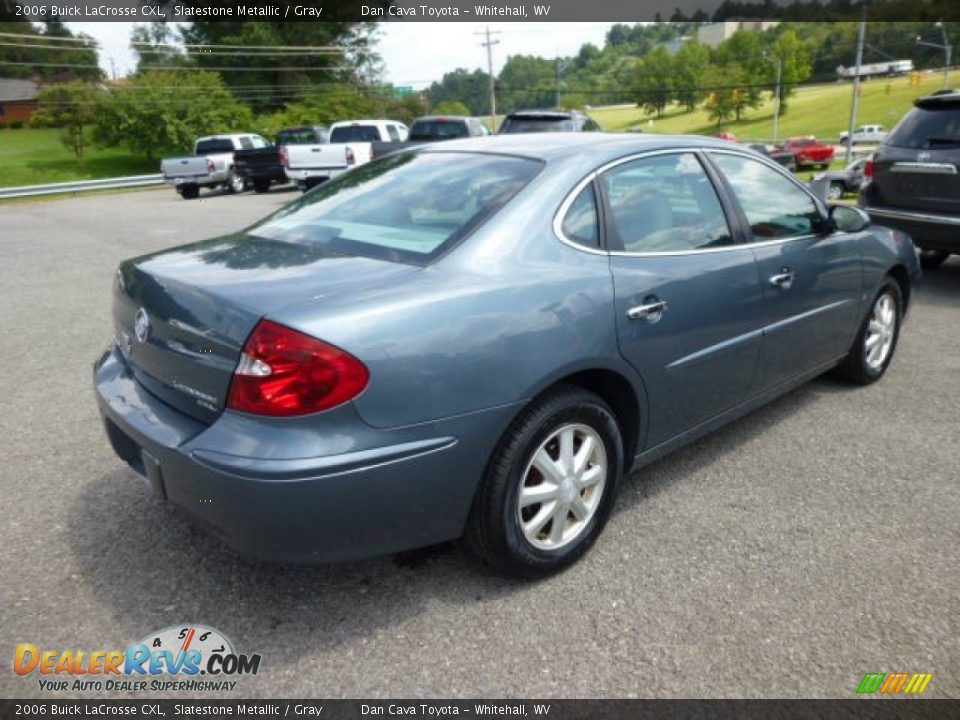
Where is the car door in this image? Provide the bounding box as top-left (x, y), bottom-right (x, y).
top-left (706, 151), bottom-right (863, 393)
top-left (597, 150), bottom-right (767, 448)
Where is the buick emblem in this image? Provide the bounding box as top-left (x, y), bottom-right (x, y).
top-left (917, 151), bottom-right (931, 162)
top-left (133, 308), bottom-right (151, 343)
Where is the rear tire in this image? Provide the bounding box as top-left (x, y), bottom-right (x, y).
top-left (465, 385), bottom-right (623, 578)
top-left (179, 185), bottom-right (199, 200)
top-left (918, 249), bottom-right (949, 269)
top-left (226, 170), bottom-right (245, 194)
top-left (834, 279), bottom-right (902, 385)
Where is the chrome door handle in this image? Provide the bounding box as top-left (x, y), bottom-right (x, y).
top-left (627, 300), bottom-right (668, 322)
top-left (769, 269), bottom-right (796, 289)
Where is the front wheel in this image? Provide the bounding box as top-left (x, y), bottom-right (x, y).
top-left (465, 385), bottom-right (623, 577)
top-left (918, 249), bottom-right (950, 269)
top-left (834, 279), bottom-right (902, 385)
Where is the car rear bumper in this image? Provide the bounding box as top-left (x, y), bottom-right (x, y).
top-left (94, 343), bottom-right (512, 563)
top-left (861, 204), bottom-right (960, 251)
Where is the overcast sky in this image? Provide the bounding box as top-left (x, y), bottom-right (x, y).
top-left (65, 22), bottom-right (616, 87)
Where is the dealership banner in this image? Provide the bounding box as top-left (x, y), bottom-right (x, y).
top-left (1, 700), bottom-right (960, 719)
top-left (2, 0), bottom-right (958, 22)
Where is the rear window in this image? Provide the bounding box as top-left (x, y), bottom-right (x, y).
top-left (409, 119), bottom-right (470, 141)
top-left (250, 152), bottom-right (542, 265)
top-left (195, 139), bottom-right (234, 155)
top-left (886, 106), bottom-right (960, 149)
top-left (330, 125), bottom-right (382, 143)
top-left (500, 116), bottom-right (575, 133)
top-left (277, 128), bottom-right (326, 145)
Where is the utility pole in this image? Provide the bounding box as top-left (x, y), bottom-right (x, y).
top-left (772, 56), bottom-right (782, 144)
top-left (476, 26), bottom-right (501, 130)
top-left (555, 57), bottom-right (571, 109)
top-left (916, 21), bottom-right (952, 90)
top-left (845, 6), bottom-right (866, 165)
top-left (110, 57), bottom-right (116, 81)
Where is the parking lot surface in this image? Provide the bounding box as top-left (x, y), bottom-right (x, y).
top-left (1, 187), bottom-right (957, 698)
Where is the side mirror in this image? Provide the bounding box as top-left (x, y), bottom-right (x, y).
top-left (829, 204), bottom-right (871, 233)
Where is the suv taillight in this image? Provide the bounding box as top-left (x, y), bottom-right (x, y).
top-left (864, 158), bottom-right (874, 178)
top-left (278, 146), bottom-right (289, 167)
top-left (226, 319), bottom-right (369, 417)
top-left (345, 147), bottom-right (356, 166)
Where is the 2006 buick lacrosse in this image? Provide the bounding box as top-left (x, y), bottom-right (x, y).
top-left (95, 134), bottom-right (919, 576)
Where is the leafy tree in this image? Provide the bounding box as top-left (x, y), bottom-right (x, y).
top-left (380, 93), bottom-right (427, 124)
top-left (30, 82), bottom-right (102, 164)
top-left (634, 47), bottom-right (673, 117)
top-left (426, 68), bottom-right (492, 115)
top-left (130, 23), bottom-right (187, 72)
top-left (94, 70), bottom-right (253, 161)
top-left (0, 19), bottom-right (101, 81)
top-left (715, 30), bottom-right (766, 113)
top-left (431, 100), bottom-right (472, 116)
top-left (672, 41), bottom-right (711, 111)
top-left (497, 55), bottom-right (558, 112)
top-left (769, 28), bottom-right (812, 113)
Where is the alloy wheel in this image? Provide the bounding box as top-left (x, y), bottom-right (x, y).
top-left (865, 292), bottom-right (896, 371)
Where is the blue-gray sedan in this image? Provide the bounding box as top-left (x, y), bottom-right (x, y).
top-left (94, 134), bottom-right (920, 576)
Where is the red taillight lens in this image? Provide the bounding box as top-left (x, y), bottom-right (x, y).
top-left (278, 146), bottom-right (289, 167)
top-left (864, 158), bottom-right (874, 178)
top-left (345, 147), bottom-right (356, 166)
top-left (207, 158), bottom-right (216, 173)
top-left (226, 319), bottom-right (369, 416)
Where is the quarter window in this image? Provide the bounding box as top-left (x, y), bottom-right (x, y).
top-left (599, 152), bottom-right (732, 253)
top-left (386, 124), bottom-right (401, 142)
top-left (561, 184), bottom-right (600, 249)
top-left (710, 153), bottom-right (822, 240)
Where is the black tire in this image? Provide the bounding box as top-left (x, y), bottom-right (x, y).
top-left (918, 249), bottom-right (949, 269)
top-left (179, 185), bottom-right (199, 200)
top-left (827, 181), bottom-right (845, 200)
top-left (253, 179), bottom-right (271, 194)
top-left (465, 385), bottom-right (624, 578)
top-left (834, 279), bottom-right (903, 385)
top-left (226, 170), bottom-right (245, 194)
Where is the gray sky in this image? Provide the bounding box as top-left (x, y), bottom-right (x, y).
top-left (66, 22), bottom-right (616, 87)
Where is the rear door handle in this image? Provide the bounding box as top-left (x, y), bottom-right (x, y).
top-left (769, 269), bottom-right (796, 289)
top-left (627, 299), bottom-right (668, 322)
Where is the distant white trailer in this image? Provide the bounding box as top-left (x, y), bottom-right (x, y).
top-left (837, 60), bottom-right (914, 80)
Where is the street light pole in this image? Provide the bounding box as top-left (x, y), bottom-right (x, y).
top-left (773, 56), bottom-right (782, 144)
top-left (555, 58), bottom-right (571, 109)
top-left (917, 22), bottom-right (953, 90)
top-left (845, 7), bottom-right (866, 165)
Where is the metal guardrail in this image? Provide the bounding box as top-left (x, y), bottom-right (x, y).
top-left (0, 174), bottom-right (163, 200)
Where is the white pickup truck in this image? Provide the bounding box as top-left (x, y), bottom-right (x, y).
top-left (161, 134), bottom-right (269, 199)
top-left (282, 119), bottom-right (409, 191)
top-left (839, 124), bottom-right (887, 146)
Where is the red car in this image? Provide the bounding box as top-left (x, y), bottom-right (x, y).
top-left (716, 131), bottom-right (738, 141)
top-left (779, 136), bottom-right (835, 169)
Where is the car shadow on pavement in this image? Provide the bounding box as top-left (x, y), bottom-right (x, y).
top-left (915, 258), bottom-right (960, 308)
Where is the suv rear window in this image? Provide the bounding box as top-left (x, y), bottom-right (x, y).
top-left (195, 139), bottom-right (234, 155)
top-left (886, 106), bottom-right (960, 149)
top-left (277, 128), bottom-right (325, 145)
top-left (330, 125), bottom-right (382, 143)
top-left (409, 119), bottom-right (470, 141)
top-left (500, 116), bottom-right (576, 133)
top-left (251, 152), bottom-right (542, 265)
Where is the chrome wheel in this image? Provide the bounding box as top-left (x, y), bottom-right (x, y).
top-left (865, 292), bottom-right (896, 371)
top-left (827, 182), bottom-right (844, 200)
top-left (517, 423), bottom-right (607, 551)
top-left (228, 171), bottom-right (244, 193)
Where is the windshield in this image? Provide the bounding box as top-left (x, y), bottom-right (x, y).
top-left (195, 139), bottom-right (234, 155)
top-left (886, 107), bottom-right (960, 148)
top-left (330, 125), bottom-right (382, 143)
top-left (250, 151), bottom-right (542, 265)
top-left (277, 128), bottom-right (325, 145)
top-left (500, 117), bottom-right (575, 133)
top-left (409, 120), bottom-right (470, 141)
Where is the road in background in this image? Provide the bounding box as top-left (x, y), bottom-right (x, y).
top-left (1, 187), bottom-right (958, 698)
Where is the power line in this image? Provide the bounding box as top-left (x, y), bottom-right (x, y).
top-left (0, 31), bottom-right (97, 44)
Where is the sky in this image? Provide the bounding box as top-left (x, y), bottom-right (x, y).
top-left (65, 22), bottom-right (616, 88)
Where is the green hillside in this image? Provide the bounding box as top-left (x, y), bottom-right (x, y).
top-left (590, 70), bottom-right (960, 141)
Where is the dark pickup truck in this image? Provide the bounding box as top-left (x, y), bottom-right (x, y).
top-left (234, 125), bottom-right (329, 193)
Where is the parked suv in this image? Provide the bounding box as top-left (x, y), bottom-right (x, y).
top-left (860, 90), bottom-right (960, 268)
top-left (409, 115), bottom-right (490, 141)
top-left (498, 109), bottom-right (601, 134)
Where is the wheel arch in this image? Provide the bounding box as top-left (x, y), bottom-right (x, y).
top-left (887, 263), bottom-right (911, 312)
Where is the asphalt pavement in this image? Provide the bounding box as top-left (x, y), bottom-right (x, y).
top-left (1, 186), bottom-right (957, 699)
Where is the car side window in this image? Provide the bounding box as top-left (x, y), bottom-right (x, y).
top-left (239, 136), bottom-right (254, 150)
top-left (598, 152), bottom-right (733, 253)
top-left (710, 153), bottom-right (823, 240)
top-left (386, 124), bottom-right (401, 142)
top-left (561, 184), bottom-right (600, 249)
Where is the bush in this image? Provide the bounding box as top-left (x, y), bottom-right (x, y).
top-left (9, 120), bottom-right (24, 129)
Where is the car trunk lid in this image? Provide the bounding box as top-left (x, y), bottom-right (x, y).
top-left (113, 233), bottom-right (417, 423)
top-left (870, 145), bottom-right (960, 214)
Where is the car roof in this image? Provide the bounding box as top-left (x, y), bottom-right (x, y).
top-left (416, 132), bottom-right (746, 163)
top-left (505, 109), bottom-right (583, 118)
top-left (915, 90), bottom-right (960, 108)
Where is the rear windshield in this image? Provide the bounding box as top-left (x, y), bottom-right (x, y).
top-left (500, 116), bottom-right (575, 133)
top-left (886, 106), bottom-right (960, 149)
top-left (330, 125), bottom-right (382, 143)
top-left (250, 151), bottom-right (542, 265)
top-left (409, 120), bottom-right (470, 141)
top-left (195, 139), bottom-right (234, 155)
top-left (277, 128), bottom-right (325, 145)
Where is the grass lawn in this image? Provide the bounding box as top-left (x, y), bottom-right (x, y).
top-left (589, 70), bottom-right (960, 142)
top-left (0, 128), bottom-right (157, 188)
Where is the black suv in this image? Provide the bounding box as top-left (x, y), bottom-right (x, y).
top-left (408, 115), bottom-right (490, 141)
top-left (498, 110), bottom-right (601, 134)
top-left (860, 90), bottom-right (960, 268)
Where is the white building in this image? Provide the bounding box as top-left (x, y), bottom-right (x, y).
top-left (696, 21), bottom-right (780, 49)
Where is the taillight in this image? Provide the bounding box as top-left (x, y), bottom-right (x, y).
top-left (278, 146), bottom-right (289, 167)
top-left (345, 147), bottom-right (356, 166)
top-left (226, 319), bottom-right (369, 416)
top-left (864, 158), bottom-right (874, 178)
top-left (207, 158), bottom-right (216, 173)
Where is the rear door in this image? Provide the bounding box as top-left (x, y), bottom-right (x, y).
top-left (869, 102), bottom-right (960, 215)
top-left (707, 151), bottom-right (862, 393)
top-left (598, 150), bottom-right (767, 447)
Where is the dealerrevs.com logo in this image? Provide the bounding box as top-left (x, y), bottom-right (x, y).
top-left (13, 625), bottom-right (262, 693)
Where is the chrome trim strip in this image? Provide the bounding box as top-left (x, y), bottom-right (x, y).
top-left (763, 299), bottom-right (855, 334)
top-left (890, 162), bottom-right (958, 175)
top-left (865, 205), bottom-right (960, 226)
